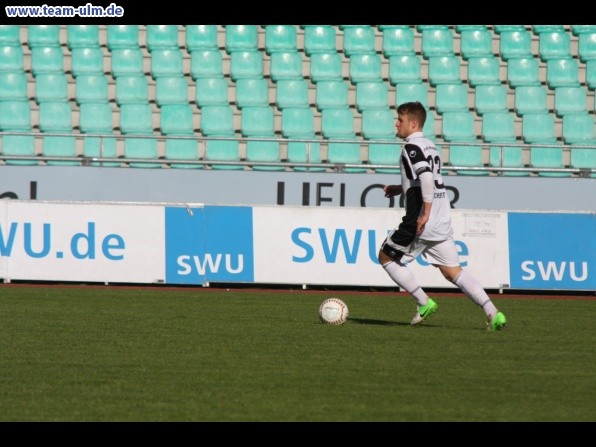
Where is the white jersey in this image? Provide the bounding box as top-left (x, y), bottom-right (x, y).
top-left (400, 132), bottom-right (453, 241)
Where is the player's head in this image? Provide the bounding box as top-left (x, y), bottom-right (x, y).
top-left (395, 101), bottom-right (427, 139)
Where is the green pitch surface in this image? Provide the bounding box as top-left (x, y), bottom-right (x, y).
top-left (0, 284), bottom-right (594, 422)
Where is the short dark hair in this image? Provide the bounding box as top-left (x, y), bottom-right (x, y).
top-left (397, 101), bottom-right (427, 129)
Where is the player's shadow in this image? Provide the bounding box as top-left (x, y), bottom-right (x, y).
top-left (348, 317), bottom-right (409, 326)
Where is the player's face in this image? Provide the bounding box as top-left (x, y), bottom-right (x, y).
top-left (395, 114), bottom-right (416, 139)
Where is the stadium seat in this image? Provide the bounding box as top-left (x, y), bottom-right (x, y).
top-left (327, 140), bottom-right (365, 172)
top-left (493, 25), bottom-right (527, 34)
top-left (303, 25), bottom-right (336, 56)
top-left (435, 83), bottom-right (469, 114)
top-left (70, 47), bottom-right (105, 77)
top-left (530, 144), bottom-right (567, 177)
top-left (264, 25), bottom-right (297, 54)
top-left (368, 140), bottom-right (401, 173)
top-left (0, 71), bottom-right (27, 101)
top-left (190, 50), bottom-right (224, 79)
top-left (110, 48), bottom-right (144, 78)
top-left (460, 29), bottom-right (493, 60)
top-left (421, 28), bottom-right (454, 58)
top-left (200, 105), bottom-right (235, 137)
top-left (119, 103), bottom-right (154, 134)
top-left (482, 111), bottom-right (516, 142)
top-left (571, 25), bottom-right (596, 35)
top-left (79, 102), bottom-right (114, 133)
top-left (124, 135), bottom-right (160, 168)
top-left (578, 32), bottom-right (596, 62)
top-left (467, 56), bottom-right (501, 87)
top-left (388, 54), bottom-right (421, 85)
top-left (570, 142), bottom-right (596, 170)
top-left (155, 76), bottom-right (189, 107)
top-left (499, 30), bottom-right (533, 60)
top-left (281, 107), bottom-right (323, 171)
top-left (586, 60), bottom-right (596, 90)
top-left (241, 106), bottom-right (282, 171)
top-left (562, 113), bottom-right (596, 144)
top-left (270, 51), bottom-right (303, 82)
top-left (474, 84), bottom-right (508, 115)
top-left (449, 143), bottom-right (487, 175)
top-left (276, 79), bottom-right (309, 109)
top-left (349, 53), bottom-right (382, 84)
top-left (0, 100), bottom-right (31, 130)
top-left (150, 48), bottom-right (184, 79)
top-left (321, 107), bottom-right (355, 139)
top-left (382, 26), bottom-right (415, 57)
top-left (146, 25), bottom-right (179, 51)
top-left (522, 113), bottom-right (557, 143)
top-left (315, 80), bottom-right (349, 111)
top-left (0, 25), bottom-right (21, 46)
top-left (428, 55), bottom-right (461, 86)
top-left (0, 45), bottom-right (24, 72)
top-left (27, 25), bottom-right (60, 48)
top-left (30, 46), bottom-right (64, 75)
top-left (343, 26), bottom-right (376, 56)
top-left (160, 104), bottom-right (194, 135)
top-left (225, 25), bottom-right (258, 53)
top-left (107, 25), bottom-right (139, 50)
top-left (532, 25), bottom-right (565, 34)
top-left (361, 108), bottom-right (395, 139)
top-left (514, 85), bottom-right (548, 116)
top-left (230, 51), bottom-right (263, 81)
top-left (165, 136), bottom-right (200, 169)
top-left (395, 82), bottom-right (429, 107)
top-left (42, 133), bottom-right (78, 166)
top-left (120, 103), bottom-right (160, 167)
top-left (115, 75), bottom-right (149, 105)
top-left (309, 52), bottom-right (343, 83)
top-left (489, 142), bottom-right (528, 176)
top-left (441, 111), bottom-right (476, 141)
top-left (546, 58), bottom-right (580, 88)
top-left (35, 73), bottom-right (68, 103)
top-left (554, 86), bottom-right (587, 117)
top-left (507, 57), bottom-right (541, 87)
top-left (423, 110), bottom-right (437, 140)
top-left (355, 82), bottom-right (389, 111)
top-left (67, 25), bottom-right (100, 50)
top-left (39, 101), bottom-right (77, 165)
top-left (1, 135), bottom-right (37, 165)
top-left (235, 78), bottom-right (269, 109)
top-left (185, 25), bottom-right (219, 52)
top-left (195, 77), bottom-right (229, 107)
top-left (538, 31), bottom-right (571, 61)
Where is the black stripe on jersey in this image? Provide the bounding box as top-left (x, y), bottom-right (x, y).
top-left (404, 143), bottom-right (427, 164)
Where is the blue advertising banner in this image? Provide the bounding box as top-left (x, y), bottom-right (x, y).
top-left (508, 213), bottom-right (595, 290)
top-left (165, 206), bottom-right (206, 285)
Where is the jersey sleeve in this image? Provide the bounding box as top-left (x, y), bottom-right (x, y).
top-left (403, 143), bottom-right (431, 179)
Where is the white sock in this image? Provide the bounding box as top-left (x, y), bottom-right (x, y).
top-left (453, 270), bottom-right (498, 318)
top-left (382, 262), bottom-right (429, 307)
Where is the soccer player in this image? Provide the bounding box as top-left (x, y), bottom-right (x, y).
top-left (378, 101), bottom-right (507, 330)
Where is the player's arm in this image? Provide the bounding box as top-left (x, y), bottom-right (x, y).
top-left (416, 171), bottom-right (434, 236)
top-left (383, 185), bottom-right (403, 197)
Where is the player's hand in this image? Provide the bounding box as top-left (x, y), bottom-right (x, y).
top-left (384, 185), bottom-right (402, 198)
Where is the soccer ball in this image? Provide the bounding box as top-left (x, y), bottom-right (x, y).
top-left (319, 298), bottom-right (349, 325)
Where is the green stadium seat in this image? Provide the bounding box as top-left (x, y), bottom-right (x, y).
top-left (124, 135), bottom-right (160, 168)
top-left (421, 28), bottom-right (454, 58)
top-left (196, 77), bottom-right (229, 107)
top-left (530, 144), bottom-right (567, 177)
top-left (27, 25), bottom-right (60, 48)
top-left (35, 73), bottom-right (68, 103)
top-left (303, 26), bottom-right (336, 56)
top-left (2, 135), bottom-right (37, 165)
top-left (578, 32), bottom-right (596, 62)
top-left (160, 104), bottom-right (194, 135)
top-left (205, 139), bottom-right (242, 170)
top-left (322, 107), bottom-right (355, 139)
top-left (0, 45), bottom-right (24, 72)
top-left (281, 107), bottom-right (323, 171)
top-left (190, 50), bottom-right (223, 79)
top-left (150, 48), bottom-right (183, 79)
top-left (39, 101), bottom-right (72, 132)
top-left (482, 111), bottom-right (516, 142)
top-left (0, 100), bottom-right (31, 130)
top-left (230, 50), bottom-right (263, 81)
top-left (0, 25), bottom-right (21, 46)
top-left (315, 80), bottom-right (349, 111)
top-left (235, 78), bottom-right (269, 109)
top-left (42, 133), bottom-right (78, 166)
top-left (441, 111), bottom-right (476, 141)
top-left (349, 53), bottom-right (382, 84)
top-left (428, 55), bottom-right (461, 86)
top-left (455, 25), bottom-right (488, 32)
top-left (83, 134), bottom-right (119, 167)
top-left (327, 141), bottom-right (365, 172)
top-left (493, 25), bottom-right (527, 33)
top-left (522, 113), bottom-right (557, 143)
top-left (343, 26), bottom-right (376, 56)
top-left (264, 25), bottom-right (297, 54)
top-left (31, 46), bottom-right (64, 75)
top-left (423, 110), bottom-right (436, 140)
top-left (0, 71), bottom-right (27, 101)
top-left (200, 105), bottom-right (235, 136)
top-left (120, 102), bottom-right (159, 167)
top-left (571, 25), bottom-right (596, 35)
top-left (146, 25), bottom-right (179, 51)
top-left (355, 81), bottom-right (389, 111)
top-left (361, 108), bottom-right (395, 139)
top-left (554, 86), bottom-right (587, 117)
top-left (241, 105), bottom-right (281, 171)
top-left (499, 30), bottom-right (533, 60)
top-left (119, 103), bottom-right (153, 134)
top-left (79, 102), bottom-right (114, 133)
top-left (395, 82), bottom-right (429, 107)
top-left (368, 140), bottom-right (401, 173)
top-left (489, 142), bottom-right (528, 176)
top-left (388, 54), bottom-right (421, 85)
top-left (155, 76), bottom-right (189, 106)
top-left (115, 75), bottom-right (149, 105)
top-left (474, 84), bottom-right (508, 115)
top-left (225, 25), bottom-right (258, 54)
top-left (71, 47), bottom-right (105, 77)
top-left (435, 83), bottom-right (469, 114)
top-left (586, 60), bottom-right (596, 90)
top-left (165, 137), bottom-right (200, 169)
top-left (532, 25), bottom-right (565, 34)
top-left (185, 25), bottom-right (219, 52)
top-left (110, 48), bottom-right (144, 78)
top-left (309, 52), bottom-right (343, 83)
top-left (514, 85), bottom-right (548, 116)
top-left (460, 29), bottom-right (493, 60)
top-left (546, 58), bottom-right (580, 88)
top-left (382, 26), bottom-right (415, 57)
top-left (107, 25), bottom-right (139, 50)
top-left (276, 79), bottom-right (309, 109)
top-left (67, 25), bottom-right (100, 49)
top-left (538, 31), bottom-right (571, 62)
top-left (449, 143), bottom-right (487, 175)
top-left (507, 57), bottom-right (541, 87)
top-left (562, 113), bottom-right (595, 144)
top-left (467, 56), bottom-right (501, 87)
top-left (570, 142), bottom-right (596, 170)
top-left (270, 51), bottom-right (303, 82)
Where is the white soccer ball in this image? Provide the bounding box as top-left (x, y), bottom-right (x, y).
top-left (319, 298), bottom-right (349, 325)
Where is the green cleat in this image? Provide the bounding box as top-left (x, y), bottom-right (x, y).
top-left (410, 298), bottom-right (438, 325)
top-left (487, 311), bottom-right (507, 331)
